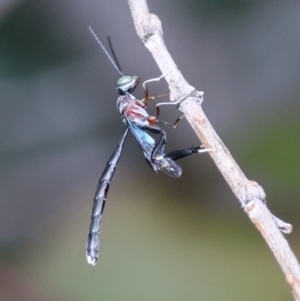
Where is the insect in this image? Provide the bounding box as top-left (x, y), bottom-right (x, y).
top-left (86, 27), bottom-right (211, 265)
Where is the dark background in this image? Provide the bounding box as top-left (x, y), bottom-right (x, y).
top-left (1, 0), bottom-right (300, 300)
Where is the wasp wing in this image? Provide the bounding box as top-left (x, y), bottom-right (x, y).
top-left (128, 121), bottom-right (181, 178)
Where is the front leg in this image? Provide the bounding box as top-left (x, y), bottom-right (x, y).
top-left (141, 68), bottom-right (177, 107)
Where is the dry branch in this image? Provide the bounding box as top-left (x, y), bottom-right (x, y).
top-left (127, 0), bottom-right (300, 299)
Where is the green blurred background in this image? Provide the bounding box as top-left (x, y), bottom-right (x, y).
top-left (1, 0), bottom-right (300, 300)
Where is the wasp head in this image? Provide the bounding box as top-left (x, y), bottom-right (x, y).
top-left (117, 76), bottom-right (140, 95)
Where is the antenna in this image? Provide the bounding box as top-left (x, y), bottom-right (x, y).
top-left (88, 26), bottom-right (124, 76)
top-left (107, 36), bottom-right (123, 75)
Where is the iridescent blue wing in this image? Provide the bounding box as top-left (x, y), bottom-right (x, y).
top-left (127, 121), bottom-right (182, 178)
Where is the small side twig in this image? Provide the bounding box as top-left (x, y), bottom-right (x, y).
top-left (128, 0), bottom-right (300, 299)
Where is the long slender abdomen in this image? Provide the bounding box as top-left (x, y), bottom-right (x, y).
top-left (86, 128), bottom-right (129, 265)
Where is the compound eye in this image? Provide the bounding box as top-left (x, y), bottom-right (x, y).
top-left (117, 76), bottom-right (133, 86)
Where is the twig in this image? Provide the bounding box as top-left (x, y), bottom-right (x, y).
top-left (127, 0), bottom-right (300, 299)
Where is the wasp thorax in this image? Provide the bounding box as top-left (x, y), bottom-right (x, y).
top-left (117, 75), bottom-right (140, 95)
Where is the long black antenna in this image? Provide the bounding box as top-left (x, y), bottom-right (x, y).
top-left (107, 36), bottom-right (123, 76)
top-left (88, 26), bottom-right (124, 76)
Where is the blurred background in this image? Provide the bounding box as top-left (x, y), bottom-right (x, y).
top-left (1, 0), bottom-right (300, 300)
